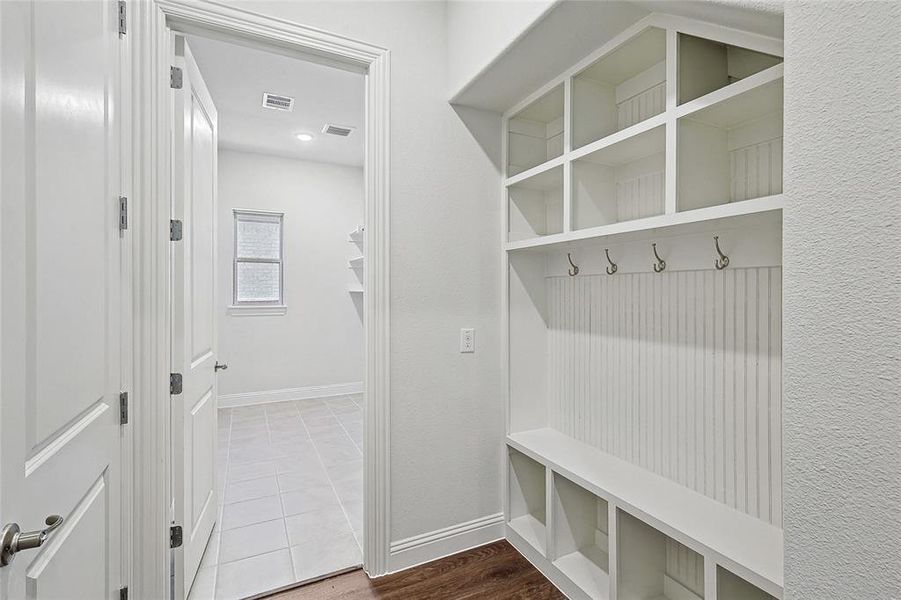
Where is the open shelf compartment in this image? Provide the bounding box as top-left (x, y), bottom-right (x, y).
top-left (717, 566), bottom-right (778, 600)
top-left (573, 124), bottom-right (665, 230)
top-left (508, 165), bottom-right (564, 241)
top-left (508, 447), bottom-right (548, 556)
top-left (678, 78), bottom-right (783, 212)
top-left (618, 510), bottom-right (705, 600)
top-left (552, 473), bottom-right (610, 599)
top-left (573, 27), bottom-right (666, 150)
top-left (508, 85), bottom-right (564, 177)
top-left (678, 33), bottom-right (782, 105)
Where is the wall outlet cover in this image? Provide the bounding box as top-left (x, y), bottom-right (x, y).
top-left (460, 328), bottom-right (475, 353)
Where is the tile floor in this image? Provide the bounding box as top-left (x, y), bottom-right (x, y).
top-left (188, 394), bottom-right (364, 600)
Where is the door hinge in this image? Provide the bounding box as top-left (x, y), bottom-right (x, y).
top-left (119, 586), bottom-right (128, 600)
top-left (119, 391), bottom-right (128, 425)
top-left (170, 525), bottom-right (183, 549)
top-left (170, 66), bottom-right (183, 89)
top-left (170, 219), bottom-right (183, 241)
top-left (118, 196), bottom-right (128, 231)
top-left (117, 1), bottom-right (126, 35)
top-left (170, 373), bottom-right (183, 395)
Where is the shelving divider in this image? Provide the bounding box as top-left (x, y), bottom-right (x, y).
top-left (664, 28), bottom-right (678, 215)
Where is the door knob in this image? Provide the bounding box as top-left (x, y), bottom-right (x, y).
top-left (0, 515), bottom-right (64, 567)
top-left (214, 361), bottom-right (228, 372)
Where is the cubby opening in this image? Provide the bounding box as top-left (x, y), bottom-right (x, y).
top-left (572, 27), bottom-right (666, 149)
top-left (678, 78), bottom-right (783, 211)
top-left (717, 567), bottom-right (777, 600)
top-left (508, 165), bottom-right (564, 240)
top-left (678, 34), bottom-right (782, 104)
top-left (572, 125), bottom-right (665, 230)
top-left (552, 475), bottom-right (610, 599)
top-left (508, 449), bottom-right (547, 555)
top-left (618, 510), bottom-right (705, 600)
top-left (508, 85), bottom-right (564, 176)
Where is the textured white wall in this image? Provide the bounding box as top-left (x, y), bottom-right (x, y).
top-left (783, 3), bottom-right (901, 598)
top-left (216, 150), bottom-right (363, 396)
top-left (446, 0), bottom-right (556, 98)
top-left (225, 1), bottom-right (504, 544)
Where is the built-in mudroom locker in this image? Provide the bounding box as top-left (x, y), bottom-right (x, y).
top-left (502, 13), bottom-right (784, 600)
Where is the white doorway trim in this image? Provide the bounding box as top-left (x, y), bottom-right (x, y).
top-left (129, 2), bottom-right (391, 597)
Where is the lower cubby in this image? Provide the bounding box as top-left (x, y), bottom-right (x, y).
top-left (717, 566), bottom-right (777, 600)
top-left (618, 510), bottom-right (705, 600)
top-left (508, 448), bottom-right (547, 555)
top-left (552, 474), bottom-right (610, 599)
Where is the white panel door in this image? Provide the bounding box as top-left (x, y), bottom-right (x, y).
top-left (171, 36), bottom-right (219, 600)
top-left (0, 0), bottom-right (122, 598)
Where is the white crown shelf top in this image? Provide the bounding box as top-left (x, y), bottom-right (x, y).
top-left (507, 428), bottom-right (783, 596)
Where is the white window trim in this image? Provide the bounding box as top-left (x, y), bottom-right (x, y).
top-left (231, 209), bottom-right (286, 313)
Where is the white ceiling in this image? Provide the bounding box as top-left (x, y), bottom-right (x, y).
top-left (186, 35), bottom-right (364, 167)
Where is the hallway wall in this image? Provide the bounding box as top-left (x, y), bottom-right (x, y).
top-left (217, 149), bottom-right (364, 402)
top-left (225, 1), bottom-right (506, 560)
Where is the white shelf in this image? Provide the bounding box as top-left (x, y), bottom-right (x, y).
top-left (349, 288), bottom-right (363, 294)
top-left (348, 256), bottom-right (364, 269)
top-left (508, 514), bottom-right (546, 556)
top-left (506, 155), bottom-right (566, 188)
top-left (677, 65), bottom-right (783, 127)
top-left (507, 428), bottom-right (783, 596)
top-left (348, 227), bottom-right (364, 243)
top-left (554, 547), bottom-right (610, 600)
top-left (506, 193), bottom-right (783, 251)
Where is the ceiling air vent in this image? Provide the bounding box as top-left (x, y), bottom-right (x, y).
top-left (262, 93), bottom-right (295, 112)
top-left (321, 123), bottom-right (355, 137)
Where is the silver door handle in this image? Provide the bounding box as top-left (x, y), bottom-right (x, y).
top-left (214, 361), bottom-right (228, 372)
top-left (0, 515), bottom-right (64, 567)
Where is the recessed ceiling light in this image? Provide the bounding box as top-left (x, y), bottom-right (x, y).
top-left (296, 133), bottom-right (314, 142)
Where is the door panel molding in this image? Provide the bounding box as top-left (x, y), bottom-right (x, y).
top-left (131, 2), bottom-right (390, 597)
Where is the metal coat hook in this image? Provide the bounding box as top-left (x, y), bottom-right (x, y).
top-left (604, 249), bottom-right (617, 275)
top-left (566, 253), bottom-right (579, 277)
top-left (652, 243), bottom-right (666, 273)
top-left (714, 235), bottom-right (730, 270)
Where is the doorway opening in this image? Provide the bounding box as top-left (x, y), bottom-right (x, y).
top-left (169, 29), bottom-right (367, 600)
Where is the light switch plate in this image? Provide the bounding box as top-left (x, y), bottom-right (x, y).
top-left (460, 328), bottom-right (475, 353)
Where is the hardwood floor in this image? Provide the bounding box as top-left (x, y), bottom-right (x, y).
top-left (263, 540), bottom-right (565, 599)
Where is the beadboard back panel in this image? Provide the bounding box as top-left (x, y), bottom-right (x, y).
top-left (616, 169), bottom-right (665, 221)
top-left (547, 267), bottom-right (782, 526)
top-left (730, 137), bottom-right (783, 202)
top-left (617, 81), bottom-right (666, 131)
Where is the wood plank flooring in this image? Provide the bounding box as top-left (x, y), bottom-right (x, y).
top-left (263, 541), bottom-right (565, 599)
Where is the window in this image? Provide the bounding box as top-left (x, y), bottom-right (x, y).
top-left (233, 210), bottom-right (284, 307)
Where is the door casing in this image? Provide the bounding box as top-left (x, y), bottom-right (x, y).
top-left (128, 2), bottom-right (391, 598)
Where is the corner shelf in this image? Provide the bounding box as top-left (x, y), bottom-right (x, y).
top-left (348, 256), bottom-right (364, 270)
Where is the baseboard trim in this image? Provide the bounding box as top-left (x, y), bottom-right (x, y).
top-left (218, 382), bottom-right (363, 408)
top-left (386, 513), bottom-right (504, 574)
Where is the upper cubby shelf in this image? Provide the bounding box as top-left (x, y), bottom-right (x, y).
top-left (572, 124), bottom-right (665, 231)
top-left (508, 85), bottom-right (564, 177)
top-left (502, 14), bottom-right (784, 251)
top-left (508, 165), bottom-right (564, 242)
top-left (678, 74), bottom-right (783, 212)
top-left (573, 27), bottom-right (666, 150)
top-left (678, 33), bottom-right (782, 105)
